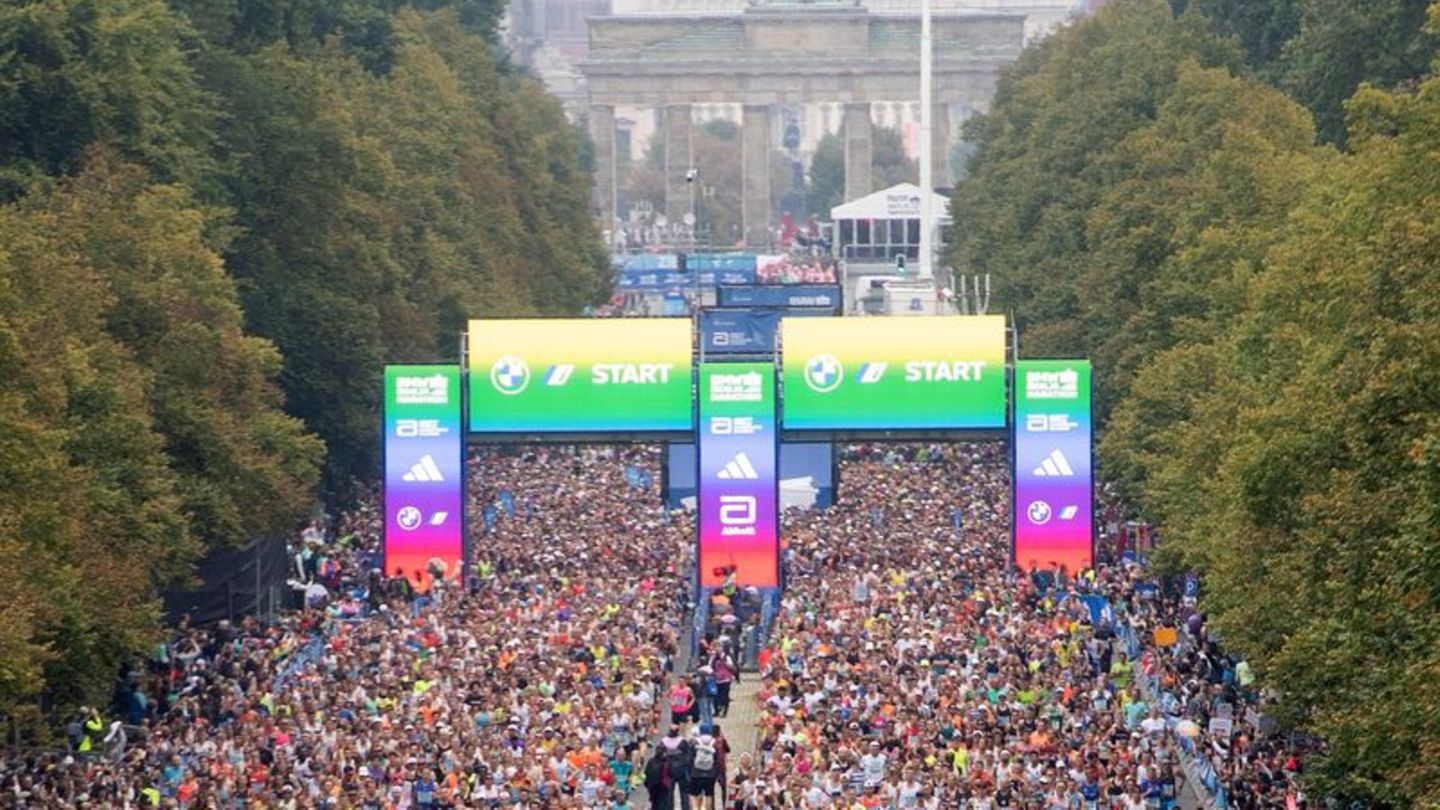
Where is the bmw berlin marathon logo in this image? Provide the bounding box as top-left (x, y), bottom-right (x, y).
top-left (803, 354), bottom-right (844, 393)
top-left (490, 356), bottom-right (531, 395)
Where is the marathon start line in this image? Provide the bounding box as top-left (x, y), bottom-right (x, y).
top-left (382, 315), bottom-right (1093, 595)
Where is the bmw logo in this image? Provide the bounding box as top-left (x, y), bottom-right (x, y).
top-left (396, 506), bottom-right (423, 531)
top-left (1026, 501), bottom-right (1052, 525)
top-left (804, 354), bottom-right (844, 393)
top-left (490, 356), bottom-right (530, 395)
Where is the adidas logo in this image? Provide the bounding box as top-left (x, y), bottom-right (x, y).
top-left (1032, 449), bottom-right (1074, 477)
top-left (402, 455), bottom-right (445, 483)
top-left (716, 452), bottom-right (760, 480)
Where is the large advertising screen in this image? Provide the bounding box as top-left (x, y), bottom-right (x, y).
top-left (698, 362), bottom-right (779, 589)
top-left (467, 319), bottom-right (694, 434)
top-left (780, 315), bottom-right (1007, 431)
top-left (384, 365), bottom-right (465, 592)
top-left (1013, 359), bottom-right (1093, 575)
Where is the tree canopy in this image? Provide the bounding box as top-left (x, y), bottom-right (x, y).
top-left (0, 0), bottom-right (604, 731)
top-left (950, 0), bottom-right (1440, 803)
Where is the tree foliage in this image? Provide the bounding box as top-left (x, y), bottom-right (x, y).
top-left (952, 0), bottom-right (1440, 803)
top-left (0, 0), bottom-right (603, 728)
top-left (807, 126), bottom-right (918, 218)
top-left (0, 154), bottom-right (321, 722)
top-left (1181, 0), bottom-right (1440, 145)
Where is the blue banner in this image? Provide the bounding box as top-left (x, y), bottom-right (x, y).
top-left (616, 254), bottom-right (680, 272)
top-left (716, 285), bottom-right (842, 310)
top-left (661, 292), bottom-right (690, 316)
top-left (689, 253), bottom-right (757, 272)
top-left (617, 267), bottom-right (758, 289)
top-left (701, 309), bottom-right (780, 355)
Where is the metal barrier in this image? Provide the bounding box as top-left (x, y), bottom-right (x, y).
top-left (1117, 618), bottom-right (1229, 809)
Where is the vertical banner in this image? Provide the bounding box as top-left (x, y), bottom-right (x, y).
top-left (1013, 359), bottom-right (1094, 575)
top-left (384, 365), bottom-right (465, 592)
top-left (698, 362), bottom-right (779, 589)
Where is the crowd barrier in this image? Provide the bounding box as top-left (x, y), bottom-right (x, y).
top-left (1116, 615), bottom-right (1229, 809)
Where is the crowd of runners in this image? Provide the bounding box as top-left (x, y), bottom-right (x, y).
top-left (735, 444), bottom-right (1302, 810)
top-left (1, 443), bottom-right (1304, 809)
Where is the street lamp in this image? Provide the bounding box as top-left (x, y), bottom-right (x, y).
top-left (686, 168), bottom-right (700, 308)
top-left (918, 0), bottom-right (934, 280)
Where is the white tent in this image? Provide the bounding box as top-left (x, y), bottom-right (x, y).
top-left (830, 183), bottom-right (951, 266)
top-left (829, 183), bottom-right (951, 223)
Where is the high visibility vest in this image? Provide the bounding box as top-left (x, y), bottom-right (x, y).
top-left (79, 717), bottom-right (102, 752)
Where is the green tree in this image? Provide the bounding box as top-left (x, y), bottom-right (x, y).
top-left (947, 0), bottom-right (1241, 408)
top-left (1180, 0), bottom-right (1302, 67)
top-left (201, 9), bottom-right (606, 495)
top-left (1280, 0), bottom-right (1440, 144)
top-left (0, 159), bottom-right (227, 722)
top-left (0, 0), bottom-right (218, 200)
top-left (808, 126), bottom-right (919, 218)
top-left (50, 155), bottom-right (323, 547)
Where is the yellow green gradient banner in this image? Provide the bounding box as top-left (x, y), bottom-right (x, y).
top-left (781, 315), bottom-right (1007, 431)
top-left (467, 319), bottom-right (694, 434)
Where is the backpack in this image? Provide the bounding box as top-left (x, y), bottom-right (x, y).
top-left (692, 739), bottom-right (716, 776)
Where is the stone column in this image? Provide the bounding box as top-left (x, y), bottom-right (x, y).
top-left (662, 104), bottom-right (693, 224)
top-left (843, 102), bottom-right (873, 202)
top-left (931, 102), bottom-right (953, 188)
top-left (742, 104), bottom-right (773, 249)
top-left (589, 104), bottom-right (617, 241)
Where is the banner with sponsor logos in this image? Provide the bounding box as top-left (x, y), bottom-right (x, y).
top-left (780, 315), bottom-right (1007, 431)
top-left (698, 362), bottom-right (779, 588)
top-left (667, 441), bottom-right (835, 509)
top-left (701, 309), bottom-right (781, 355)
top-left (717, 284), bottom-right (841, 310)
top-left (467, 319), bottom-right (693, 434)
top-left (384, 365), bottom-right (465, 592)
top-left (1012, 359), bottom-right (1093, 575)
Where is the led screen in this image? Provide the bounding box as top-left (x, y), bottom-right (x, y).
top-left (1013, 359), bottom-right (1093, 574)
top-left (780, 315), bottom-right (1007, 431)
top-left (467, 319), bottom-right (694, 434)
top-left (384, 365), bottom-right (465, 592)
top-left (698, 362), bottom-right (779, 588)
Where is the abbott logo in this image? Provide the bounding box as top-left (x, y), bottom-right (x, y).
top-left (804, 354), bottom-right (843, 393)
top-left (719, 496), bottom-right (756, 535)
top-left (1032, 449), bottom-right (1075, 477)
top-left (856, 362), bottom-right (888, 384)
top-left (490, 356), bottom-right (530, 395)
top-left (402, 455), bottom-right (444, 483)
top-left (543, 364), bottom-right (575, 386)
top-left (716, 452), bottom-right (760, 480)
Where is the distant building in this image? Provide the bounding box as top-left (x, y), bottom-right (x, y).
top-left (505, 0), bottom-right (1100, 121)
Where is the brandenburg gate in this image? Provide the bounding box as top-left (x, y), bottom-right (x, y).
top-left (580, 0), bottom-right (1024, 246)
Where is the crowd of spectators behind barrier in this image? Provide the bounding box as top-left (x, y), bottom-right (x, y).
top-left (1, 443), bottom-right (1311, 809)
